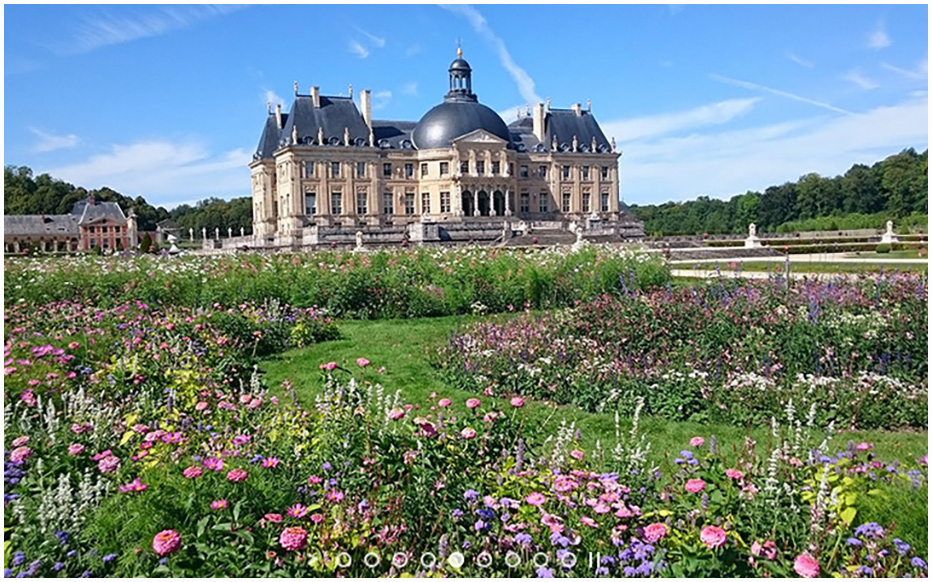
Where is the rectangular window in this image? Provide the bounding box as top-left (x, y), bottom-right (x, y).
top-left (539, 193), bottom-right (549, 213)
top-left (582, 166), bottom-right (590, 180)
top-left (440, 162), bottom-right (449, 176)
top-left (89, 227), bottom-right (95, 234)
top-left (539, 165), bottom-right (547, 179)
top-left (103, 239), bottom-right (110, 248)
top-left (519, 165), bottom-right (529, 179)
top-left (440, 191), bottom-right (451, 213)
top-left (305, 192), bottom-right (317, 215)
top-left (460, 161), bottom-right (469, 174)
top-left (509, 163), bottom-right (515, 177)
top-left (491, 161), bottom-right (500, 175)
top-left (476, 160), bottom-right (485, 175)
top-left (520, 192), bottom-right (530, 214)
top-left (331, 162), bottom-right (341, 178)
top-left (357, 162), bottom-right (367, 178)
top-left (383, 163), bottom-right (392, 178)
top-left (582, 192), bottom-right (591, 213)
top-left (90, 238), bottom-right (97, 247)
top-left (601, 192), bottom-right (610, 212)
top-left (357, 191), bottom-right (368, 215)
top-left (562, 165), bottom-right (571, 179)
top-left (331, 192), bottom-right (343, 215)
top-left (421, 192), bottom-right (431, 214)
top-left (405, 163), bottom-right (414, 178)
top-left (562, 192), bottom-right (571, 213)
top-left (420, 163), bottom-right (428, 177)
top-left (113, 226), bottom-right (121, 233)
top-left (405, 192), bottom-right (415, 215)
top-left (601, 166), bottom-right (609, 180)
top-left (383, 192), bottom-right (394, 215)
top-left (305, 161), bottom-right (315, 177)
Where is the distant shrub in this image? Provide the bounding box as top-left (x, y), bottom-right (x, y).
top-left (876, 243), bottom-right (892, 254)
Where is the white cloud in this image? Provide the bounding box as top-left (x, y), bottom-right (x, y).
top-left (709, 74), bottom-right (853, 115)
top-left (44, 140), bottom-right (252, 205)
top-left (881, 59), bottom-right (928, 80)
top-left (401, 81), bottom-right (418, 97)
top-left (868, 20), bottom-right (891, 49)
top-left (616, 94), bottom-right (927, 204)
top-left (348, 40), bottom-right (369, 59)
top-left (353, 26), bottom-right (385, 48)
top-left (497, 104), bottom-right (528, 123)
top-left (263, 89), bottom-right (284, 108)
top-left (371, 90), bottom-right (392, 111)
top-left (29, 128), bottom-right (79, 153)
top-left (405, 44), bottom-right (422, 58)
top-left (602, 98), bottom-right (759, 143)
top-left (440, 4), bottom-right (543, 105)
top-left (786, 52), bottom-right (814, 68)
top-left (843, 70), bottom-right (879, 90)
top-left (54, 5), bottom-right (244, 55)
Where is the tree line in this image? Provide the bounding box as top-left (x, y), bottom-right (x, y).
top-left (3, 166), bottom-right (252, 235)
top-left (629, 148), bottom-right (928, 235)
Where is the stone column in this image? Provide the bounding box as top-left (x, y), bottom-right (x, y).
top-left (473, 190), bottom-right (480, 217)
top-left (202, 228), bottom-right (207, 241)
top-left (505, 189), bottom-right (513, 217)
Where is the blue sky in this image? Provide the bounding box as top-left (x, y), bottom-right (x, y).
top-left (4, 4), bottom-right (928, 208)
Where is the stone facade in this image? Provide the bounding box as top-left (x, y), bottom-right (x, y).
top-left (4, 195), bottom-right (138, 254)
top-left (247, 51), bottom-right (643, 250)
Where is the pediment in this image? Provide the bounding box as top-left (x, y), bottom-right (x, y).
top-left (451, 129), bottom-right (508, 145)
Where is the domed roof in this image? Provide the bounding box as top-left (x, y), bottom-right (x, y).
top-left (449, 58), bottom-right (471, 72)
top-left (412, 101), bottom-right (511, 149)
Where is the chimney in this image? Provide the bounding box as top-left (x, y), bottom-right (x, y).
top-left (532, 102), bottom-right (546, 144)
top-left (360, 89), bottom-right (372, 129)
top-left (274, 104), bottom-right (283, 129)
top-left (572, 103), bottom-right (582, 116)
top-left (311, 86), bottom-right (320, 108)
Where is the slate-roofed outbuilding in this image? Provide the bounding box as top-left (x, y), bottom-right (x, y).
top-left (76, 201), bottom-right (127, 225)
top-left (4, 215), bottom-right (79, 236)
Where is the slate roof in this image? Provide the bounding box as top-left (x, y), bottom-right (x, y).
top-left (281, 95), bottom-right (371, 148)
top-left (4, 214), bottom-right (79, 237)
top-left (254, 113), bottom-right (287, 160)
top-left (371, 120), bottom-right (417, 150)
top-left (507, 110), bottom-right (613, 154)
top-left (77, 201), bottom-right (127, 225)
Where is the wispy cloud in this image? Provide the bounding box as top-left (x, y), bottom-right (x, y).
top-left (262, 89), bottom-right (284, 108)
top-left (439, 4), bottom-right (543, 105)
top-left (53, 5), bottom-right (244, 55)
top-left (843, 70), bottom-right (879, 90)
top-left (353, 25), bottom-right (385, 48)
top-left (868, 20), bottom-right (891, 49)
top-left (405, 44), bottom-right (422, 58)
top-left (400, 82), bottom-right (418, 97)
top-left (44, 140), bottom-right (251, 205)
top-left (882, 59), bottom-right (928, 80)
top-left (5, 56), bottom-right (42, 75)
top-left (602, 98), bottom-right (759, 143)
top-left (786, 52), bottom-right (814, 68)
top-left (617, 94), bottom-right (927, 204)
top-left (667, 5), bottom-right (685, 16)
top-left (348, 40), bottom-right (369, 59)
top-left (29, 128), bottom-right (79, 153)
top-left (371, 90), bottom-right (393, 111)
top-left (709, 74), bottom-right (853, 115)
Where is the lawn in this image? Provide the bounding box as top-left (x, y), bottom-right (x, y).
top-left (689, 261), bottom-right (928, 275)
top-left (260, 315), bottom-right (929, 555)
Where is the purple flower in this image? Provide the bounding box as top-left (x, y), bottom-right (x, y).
top-left (912, 557), bottom-right (927, 569)
top-left (536, 567), bottom-right (554, 578)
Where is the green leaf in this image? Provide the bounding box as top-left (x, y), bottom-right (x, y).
top-left (212, 522), bottom-right (233, 532)
top-left (196, 516), bottom-right (209, 538)
top-left (840, 506), bottom-right (857, 525)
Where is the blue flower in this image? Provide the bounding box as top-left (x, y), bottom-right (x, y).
top-left (53, 530), bottom-right (70, 545)
top-left (595, 566), bottom-right (609, 576)
top-left (623, 566), bottom-right (637, 577)
top-left (858, 566), bottom-right (874, 576)
top-left (514, 533), bottom-right (532, 547)
top-left (322, 462), bottom-right (332, 471)
top-left (894, 539), bottom-right (911, 556)
top-left (102, 553), bottom-right (118, 563)
top-left (463, 489), bottom-right (479, 502)
top-left (12, 553), bottom-right (24, 567)
top-left (536, 567), bottom-right (554, 578)
top-left (847, 537), bottom-right (862, 546)
top-left (53, 563), bottom-right (65, 572)
top-left (911, 557), bottom-right (927, 569)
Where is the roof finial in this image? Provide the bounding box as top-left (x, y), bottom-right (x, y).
top-left (267, 101), bottom-right (271, 112)
top-left (546, 96), bottom-right (551, 110)
top-left (587, 99), bottom-right (591, 111)
top-left (349, 83), bottom-right (353, 98)
top-left (456, 38), bottom-right (462, 58)
top-left (294, 80), bottom-right (298, 94)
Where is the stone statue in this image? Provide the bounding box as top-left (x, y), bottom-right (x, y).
top-left (886, 220), bottom-right (894, 235)
top-left (881, 220), bottom-right (898, 244)
top-left (749, 223), bottom-right (757, 238)
top-left (611, 137), bottom-right (616, 152)
top-left (744, 222), bottom-right (761, 248)
top-left (214, 227), bottom-right (220, 240)
top-left (572, 135), bottom-right (578, 152)
top-left (167, 233), bottom-right (181, 255)
top-left (355, 231), bottom-right (364, 250)
top-left (368, 128), bottom-right (375, 147)
top-left (551, 134), bottom-right (558, 151)
top-left (202, 227), bottom-right (207, 241)
top-left (318, 127), bottom-right (325, 146)
top-left (344, 126), bottom-right (351, 146)
top-left (189, 228), bottom-right (194, 242)
top-left (240, 227), bottom-right (245, 237)
top-left (291, 123), bottom-right (298, 145)
top-left (227, 227), bottom-right (233, 238)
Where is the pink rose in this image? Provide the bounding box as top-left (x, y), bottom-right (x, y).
top-left (643, 522), bottom-right (668, 543)
top-left (751, 540), bottom-right (778, 560)
top-left (793, 553), bottom-right (820, 578)
top-left (11, 436), bottom-right (29, 447)
top-left (152, 529), bottom-right (181, 556)
top-left (438, 398), bottom-right (452, 408)
top-left (183, 466), bottom-right (203, 479)
top-left (98, 454), bottom-right (121, 474)
top-left (68, 443), bottom-right (86, 456)
top-left (9, 446), bottom-right (32, 464)
top-left (466, 398), bottom-right (481, 409)
top-left (689, 437), bottom-right (705, 447)
top-left (510, 396), bottom-right (525, 408)
top-left (700, 525), bottom-right (727, 549)
top-left (319, 362), bottom-right (338, 371)
top-left (280, 526), bottom-right (308, 551)
top-left (226, 469), bottom-right (248, 482)
top-left (356, 358), bottom-right (370, 368)
top-left (685, 478), bottom-right (706, 493)
top-left (460, 427), bottom-right (477, 440)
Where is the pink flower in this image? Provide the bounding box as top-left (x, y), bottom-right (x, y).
top-left (202, 457), bottom-right (224, 471)
top-left (310, 513), bottom-right (325, 524)
top-left (570, 449), bottom-right (585, 460)
top-left (308, 475), bottom-right (322, 485)
top-left (152, 529), bottom-right (181, 556)
top-left (287, 504), bottom-right (309, 518)
top-left (183, 466), bottom-right (203, 479)
top-left (119, 477), bottom-right (148, 493)
top-left (580, 516), bottom-right (599, 528)
top-left (356, 358), bottom-right (370, 368)
top-left (326, 490), bottom-right (344, 503)
top-left (262, 457), bottom-right (281, 468)
top-left (387, 408), bottom-right (405, 421)
top-left (195, 401), bottom-right (209, 411)
top-left (700, 525), bottom-right (727, 549)
top-left (725, 468), bottom-right (745, 480)
top-left (553, 475), bottom-right (579, 492)
top-left (280, 527), bottom-right (308, 551)
top-left (793, 553), bottom-right (820, 578)
top-left (226, 469), bottom-right (248, 482)
top-left (9, 446), bottom-right (32, 464)
top-left (319, 362), bottom-right (338, 371)
top-left (466, 398), bottom-right (481, 409)
top-left (438, 398), bottom-right (452, 408)
top-left (751, 540), bottom-right (778, 560)
top-left (856, 442), bottom-right (874, 451)
top-left (643, 523), bottom-right (668, 543)
top-left (689, 437), bottom-right (705, 447)
top-left (11, 436), bottom-right (29, 447)
top-left (460, 427), bottom-right (477, 440)
top-left (68, 443), bottom-right (86, 456)
top-left (98, 455), bottom-right (121, 474)
top-left (210, 499), bottom-right (228, 510)
top-left (68, 342), bottom-right (80, 349)
top-left (264, 513), bottom-right (283, 523)
top-left (510, 396), bottom-right (525, 408)
top-left (685, 479), bottom-right (706, 493)
top-left (525, 492), bottom-right (546, 506)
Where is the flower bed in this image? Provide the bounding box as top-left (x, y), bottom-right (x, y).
top-left (4, 246), bottom-right (669, 318)
top-left (4, 366), bottom-right (927, 577)
top-left (437, 274), bottom-right (928, 429)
